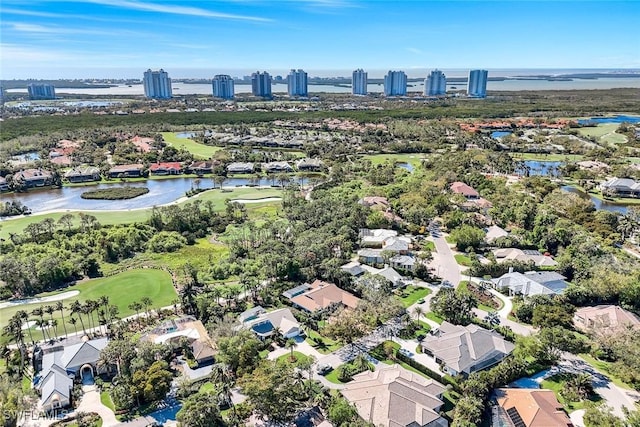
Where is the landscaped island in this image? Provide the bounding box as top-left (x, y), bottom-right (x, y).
top-left (81, 187), bottom-right (149, 200)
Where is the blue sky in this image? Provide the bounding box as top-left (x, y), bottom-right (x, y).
top-left (1, 0), bottom-right (639, 79)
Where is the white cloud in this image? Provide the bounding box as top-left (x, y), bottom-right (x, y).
top-left (405, 47), bottom-right (423, 55)
top-left (85, 0), bottom-right (273, 22)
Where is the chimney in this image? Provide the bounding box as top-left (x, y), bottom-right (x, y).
top-left (508, 267), bottom-right (514, 274)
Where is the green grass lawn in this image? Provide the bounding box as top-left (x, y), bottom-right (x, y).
top-left (0, 187), bottom-right (282, 239)
top-left (578, 124), bottom-right (628, 145)
top-left (397, 286), bottom-right (432, 308)
top-left (161, 132), bottom-right (223, 158)
top-left (579, 353), bottom-right (634, 390)
top-left (454, 254), bottom-right (471, 267)
top-left (425, 312), bottom-right (444, 324)
top-left (276, 351), bottom-right (313, 368)
top-left (0, 269), bottom-right (176, 343)
top-left (100, 391), bottom-right (115, 412)
top-left (305, 329), bottom-right (342, 354)
top-left (423, 241), bottom-right (435, 251)
top-left (361, 153), bottom-right (427, 168)
top-left (540, 373), bottom-right (602, 411)
top-left (198, 381), bottom-right (215, 393)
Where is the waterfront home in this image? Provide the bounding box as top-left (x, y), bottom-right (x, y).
top-left (283, 280), bottom-right (360, 313)
top-left (64, 166), bottom-right (101, 183)
top-left (600, 177), bottom-right (640, 198)
top-left (13, 169), bottom-right (54, 188)
top-left (149, 161), bottom-right (182, 175)
top-left (0, 176), bottom-right (9, 191)
top-left (238, 306), bottom-right (302, 339)
top-left (227, 162), bottom-right (255, 174)
top-left (573, 305), bottom-right (640, 332)
top-left (341, 364), bottom-right (448, 427)
top-left (494, 388), bottom-right (572, 427)
top-left (263, 161), bottom-right (293, 173)
top-left (34, 337), bottom-right (109, 412)
top-left (296, 158), bottom-right (323, 171)
top-left (493, 270), bottom-right (569, 297)
top-left (189, 160), bottom-right (216, 174)
top-left (421, 322), bottom-right (514, 377)
top-left (108, 163), bottom-right (144, 178)
top-left (450, 181), bottom-right (479, 199)
top-left (492, 248), bottom-right (558, 267)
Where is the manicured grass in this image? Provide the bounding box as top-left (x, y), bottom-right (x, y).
top-left (305, 329), bottom-right (342, 354)
top-left (100, 391), bottom-right (115, 412)
top-left (22, 375), bottom-right (31, 393)
top-left (454, 254), bottom-right (471, 266)
top-left (324, 368), bottom-right (345, 385)
top-left (0, 269), bottom-right (176, 343)
top-left (579, 353), bottom-right (634, 390)
top-left (540, 373), bottom-right (602, 411)
top-left (199, 382), bottom-right (215, 393)
top-left (362, 153), bottom-right (427, 168)
top-left (578, 123), bottom-right (627, 144)
top-left (510, 153), bottom-right (584, 162)
top-left (161, 132), bottom-right (223, 158)
top-left (423, 241), bottom-right (435, 251)
top-left (397, 286), bottom-right (432, 308)
top-left (425, 312), bottom-right (444, 324)
top-left (0, 187), bottom-right (282, 239)
top-left (276, 351), bottom-right (312, 368)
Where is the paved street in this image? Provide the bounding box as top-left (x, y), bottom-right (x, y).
top-left (430, 232), bottom-right (462, 287)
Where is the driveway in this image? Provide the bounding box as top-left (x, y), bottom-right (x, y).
top-left (429, 231), bottom-right (462, 287)
top-left (75, 384), bottom-right (119, 427)
top-left (473, 307), bottom-right (535, 336)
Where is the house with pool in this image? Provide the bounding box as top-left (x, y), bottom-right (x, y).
top-left (238, 306), bottom-right (302, 339)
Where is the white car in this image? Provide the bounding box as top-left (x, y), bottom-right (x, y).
top-left (398, 348), bottom-right (413, 358)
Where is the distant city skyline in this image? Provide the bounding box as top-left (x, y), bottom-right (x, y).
top-left (1, 1), bottom-right (639, 79)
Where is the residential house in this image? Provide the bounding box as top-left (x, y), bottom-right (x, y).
top-left (421, 322), bottom-right (515, 377)
top-left (573, 305), bottom-right (640, 332)
top-left (341, 364), bottom-right (448, 427)
top-left (108, 164), bottom-right (144, 178)
top-left (284, 280), bottom-right (360, 313)
top-left (296, 158), bottom-right (323, 171)
top-left (389, 254), bottom-right (416, 271)
top-left (150, 162), bottom-right (182, 175)
top-left (484, 225), bottom-right (509, 244)
top-left (357, 248), bottom-right (384, 264)
top-left (358, 196), bottom-right (390, 209)
top-left (450, 181), bottom-right (479, 199)
top-left (494, 388), bottom-right (572, 427)
top-left (360, 229), bottom-right (398, 247)
top-left (0, 176), bottom-right (9, 191)
top-left (189, 160), bottom-right (216, 174)
top-left (35, 337), bottom-right (109, 412)
top-left (130, 136), bottom-right (154, 153)
top-left (13, 169), bottom-right (54, 188)
top-left (50, 155), bottom-right (72, 166)
top-left (577, 160), bottom-right (610, 172)
top-left (493, 248), bottom-right (558, 267)
top-left (64, 167), bottom-right (101, 183)
top-left (601, 177), bottom-right (640, 198)
top-left (238, 306), bottom-right (302, 339)
top-left (340, 261), bottom-right (366, 277)
top-left (263, 161), bottom-right (293, 173)
top-left (493, 270), bottom-right (569, 297)
top-left (227, 162), bottom-right (255, 174)
top-left (144, 316), bottom-right (215, 366)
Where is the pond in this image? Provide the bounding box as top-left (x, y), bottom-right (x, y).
top-left (577, 115), bottom-right (640, 125)
top-left (491, 131), bottom-right (512, 139)
top-left (561, 186), bottom-right (629, 215)
top-left (0, 176), bottom-right (310, 214)
top-left (176, 131), bottom-right (198, 138)
top-left (11, 152), bottom-right (41, 162)
top-left (517, 160), bottom-right (563, 177)
top-left (397, 162), bottom-right (414, 172)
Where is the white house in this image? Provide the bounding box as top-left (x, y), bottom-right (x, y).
top-left (239, 306), bottom-right (302, 339)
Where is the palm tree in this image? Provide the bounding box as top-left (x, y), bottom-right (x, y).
top-left (570, 373), bottom-right (594, 399)
top-left (55, 301), bottom-right (68, 339)
top-left (35, 319), bottom-right (49, 342)
top-left (98, 296), bottom-right (110, 324)
top-left (82, 301), bottom-right (95, 333)
top-left (128, 302), bottom-right (143, 328)
top-left (413, 306), bottom-right (424, 321)
top-left (285, 338), bottom-right (298, 361)
top-left (352, 353), bottom-right (372, 373)
top-left (141, 296), bottom-right (153, 319)
top-left (43, 305), bottom-right (57, 338)
top-left (31, 307), bottom-right (45, 338)
top-left (69, 301), bottom-right (86, 335)
top-left (69, 317), bottom-right (78, 336)
top-left (16, 310), bottom-right (34, 344)
top-left (210, 363), bottom-right (236, 417)
top-left (484, 311), bottom-right (501, 328)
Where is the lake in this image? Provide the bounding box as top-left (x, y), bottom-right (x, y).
top-left (561, 186), bottom-right (629, 214)
top-left (0, 176), bottom-right (308, 214)
top-left (397, 162), bottom-right (414, 172)
top-left (577, 115), bottom-right (640, 125)
top-left (517, 160), bottom-right (563, 177)
top-left (491, 131), bottom-right (512, 139)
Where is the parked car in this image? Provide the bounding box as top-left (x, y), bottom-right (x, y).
top-left (441, 280), bottom-right (452, 288)
top-left (316, 363), bottom-right (333, 375)
top-left (398, 348), bottom-right (413, 358)
top-left (417, 298), bottom-right (425, 304)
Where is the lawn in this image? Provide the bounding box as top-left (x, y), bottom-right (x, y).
top-left (362, 153), bottom-right (427, 168)
top-left (425, 312), bottom-right (444, 324)
top-left (305, 329), bottom-right (342, 354)
top-left (579, 353), bottom-right (634, 390)
top-left (0, 269), bottom-right (176, 343)
top-left (199, 382), bottom-right (215, 393)
top-left (100, 391), bottom-right (115, 412)
top-left (0, 187), bottom-right (283, 239)
top-left (161, 132), bottom-right (223, 158)
top-left (276, 351), bottom-right (313, 368)
top-left (397, 286), bottom-right (432, 308)
top-left (540, 373), bottom-right (602, 411)
top-left (423, 241), bottom-right (435, 251)
top-left (454, 254), bottom-right (471, 267)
